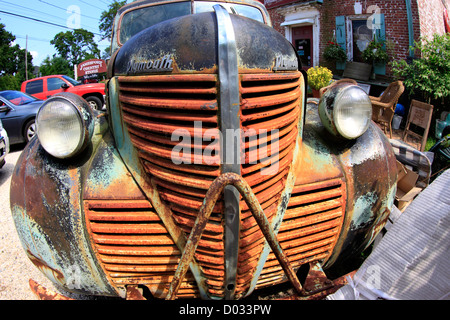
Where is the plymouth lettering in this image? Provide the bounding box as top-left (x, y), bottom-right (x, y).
top-left (273, 55), bottom-right (298, 71)
top-left (126, 54), bottom-right (173, 74)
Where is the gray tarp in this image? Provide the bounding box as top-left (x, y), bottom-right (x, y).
top-left (328, 169), bottom-right (450, 300)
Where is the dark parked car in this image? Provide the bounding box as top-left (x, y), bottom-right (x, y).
top-left (0, 120), bottom-right (7, 168)
top-left (0, 90), bottom-right (43, 144)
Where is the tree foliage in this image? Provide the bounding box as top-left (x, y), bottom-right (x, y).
top-left (391, 33), bottom-right (450, 105)
top-left (51, 29), bottom-right (100, 67)
top-left (0, 23), bottom-right (34, 90)
top-left (40, 56), bottom-right (74, 78)
top-left (99, 0), bottom-right (127, 41)
top-left (99, 0), bottom-right (127, 59)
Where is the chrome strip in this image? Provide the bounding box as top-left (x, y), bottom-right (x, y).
top-left (214, 4), bottom-right (241, 300)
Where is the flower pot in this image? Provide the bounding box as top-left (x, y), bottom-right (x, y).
top-left (312, 88), bottom-right (320, 98)
top-left (373, 62), bottom-right (386, 75)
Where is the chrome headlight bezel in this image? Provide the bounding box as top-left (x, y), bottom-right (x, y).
top-left (318, 84), bottom-right (372, 140)
top-left (36, 93), bottom-right (95, 159)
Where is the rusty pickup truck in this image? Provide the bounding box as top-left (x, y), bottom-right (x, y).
top-left (10, 0), bottom-right (397, 300)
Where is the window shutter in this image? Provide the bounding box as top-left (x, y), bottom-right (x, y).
top-left (335, 16), bottom-right (346, 70)
top-left (373, 13), bottom-right (386, 75)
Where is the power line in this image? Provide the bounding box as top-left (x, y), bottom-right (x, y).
top-left (38, 0), bottom-right (100, 22)
top-left (1, 0), bottom-right (67, 23)
top-left (15, 35), bottom-right (52, 42)
top-left (0, 10), bottom-right (102, 36)
top-left (0, 0), bottom-right (101, 34)
top-left (78, 0), bottom-right (104, 11)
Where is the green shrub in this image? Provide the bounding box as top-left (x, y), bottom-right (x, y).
top-left (391, 33), bottom-right (450, 104)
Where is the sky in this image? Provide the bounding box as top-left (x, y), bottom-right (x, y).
top-left (0, 0), bottom-right (130, 66)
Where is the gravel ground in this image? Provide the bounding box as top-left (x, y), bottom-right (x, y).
top-left (0, 144), bottom-right (92, 300)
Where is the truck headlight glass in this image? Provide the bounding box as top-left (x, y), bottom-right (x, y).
top-left (333, 86), bottom-right (372, 139)
top-left (36, 93), bottom-right (93, 159)
top-left (319, 85), bottom-right (372, 140)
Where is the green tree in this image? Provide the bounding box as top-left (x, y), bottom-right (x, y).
top-left (99, 0), bottom-right (127, 59)
top-left (0, 74), bottom-right (20, 91)
top-left (0, 23), bottom-right (33, 90)
top-left (99, 0), bottom-right (127, 41)
top-left (50, 29), bottom-right (100, 68)
top-left (40, 56), bottom-right (74, 78)
top-left (391, 33), bottom-right (450, 104)
top-left (0, 23), bottom-right (16, 75)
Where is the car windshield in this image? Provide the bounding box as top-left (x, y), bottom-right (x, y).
top-left (117, 1), bottom-right (265, 46)
top-left (62, 75), bottom-right (81, 86)
top-left (0, 91), bottom-right (38, 106)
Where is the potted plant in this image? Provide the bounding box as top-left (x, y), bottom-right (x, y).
top-left (307, 66), bottom-right (333, 98)
top-left (362, 38), bottom-right (389, 76)
top-left (323, 41), bottom-right (348, 64)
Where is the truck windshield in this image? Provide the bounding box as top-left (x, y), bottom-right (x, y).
top-left (195, 2), bottom-right (264, 24)
top-left (118, 1), bottom-right (265, 46)
top-left (119, 2), bottom-right (191, 45)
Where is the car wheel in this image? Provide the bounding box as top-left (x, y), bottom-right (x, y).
top-left (86, 96), bottom-right (102, 110)
top-left (24, 120), bottom-right (36, 143)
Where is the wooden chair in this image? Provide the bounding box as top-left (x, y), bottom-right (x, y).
top-left (402, 99), bottom-right (433, 152)
top-left (370, 81), bottom-right (405, 138)
top-left (319, 78), bottom-right (357, 97)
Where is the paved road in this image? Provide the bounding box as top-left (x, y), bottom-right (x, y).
top-left (0, 144), bottom-right (93, 300)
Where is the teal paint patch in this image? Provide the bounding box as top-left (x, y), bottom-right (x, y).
top-left (352, 192), bottom-right (378, 227)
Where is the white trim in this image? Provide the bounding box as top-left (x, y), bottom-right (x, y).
top-left (280, 7), bottom-right (320, 67)
top-left (281, 18), bottom-right (315, 27)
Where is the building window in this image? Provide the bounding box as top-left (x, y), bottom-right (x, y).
top-left (352, 20), bottom-right (372, 63)
top-left (335, 14), bottom-right (386, 74)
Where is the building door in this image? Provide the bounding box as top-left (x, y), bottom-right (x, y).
top-left (292, 25), bottom-right (313, 69)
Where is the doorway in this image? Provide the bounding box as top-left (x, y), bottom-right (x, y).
top-left (292, 25), bottom-right (313, 69)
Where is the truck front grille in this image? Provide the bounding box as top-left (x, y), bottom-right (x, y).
top-left (84, 199), bottom-right (199, 298)
top-left (106, 72), bottom-right (343, 299)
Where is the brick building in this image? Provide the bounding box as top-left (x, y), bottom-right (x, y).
top-left (263, 0), bottom-right (450, 79)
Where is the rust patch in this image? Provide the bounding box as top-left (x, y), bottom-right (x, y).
top-left (29, 279), bottom-right (73, 300)
top-left (26, 249), bottom-right (65, 285)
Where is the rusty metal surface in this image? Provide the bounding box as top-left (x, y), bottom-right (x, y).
top-left (254, 178), bottom-right (346, 292)
top-left (275, 270), bottom-right (357, 300)
top-left (165, 172), bottom-right (303, 300)
top-left (29, 279), bottom-right (74, 300)
top-left (10, 114), bottom-right (120, 297)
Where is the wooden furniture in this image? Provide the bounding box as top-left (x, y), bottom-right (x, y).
top-left (342, 61), bottom-right (372, 81)
top-left (402, 99), bottom-right (434, 152)
top-left (370, 81), bottom-right (404, 138)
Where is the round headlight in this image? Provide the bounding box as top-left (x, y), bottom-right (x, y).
top-left (36, 93), bottom-right (94, 159)
top-left (319, 84), bottom-right (372, 140)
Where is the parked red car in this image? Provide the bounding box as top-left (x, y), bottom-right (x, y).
top-left (21, 75), bottom-right (105, 110)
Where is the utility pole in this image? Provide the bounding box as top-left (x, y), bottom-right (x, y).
top-left (25, 35), bottom-right (28, 81)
